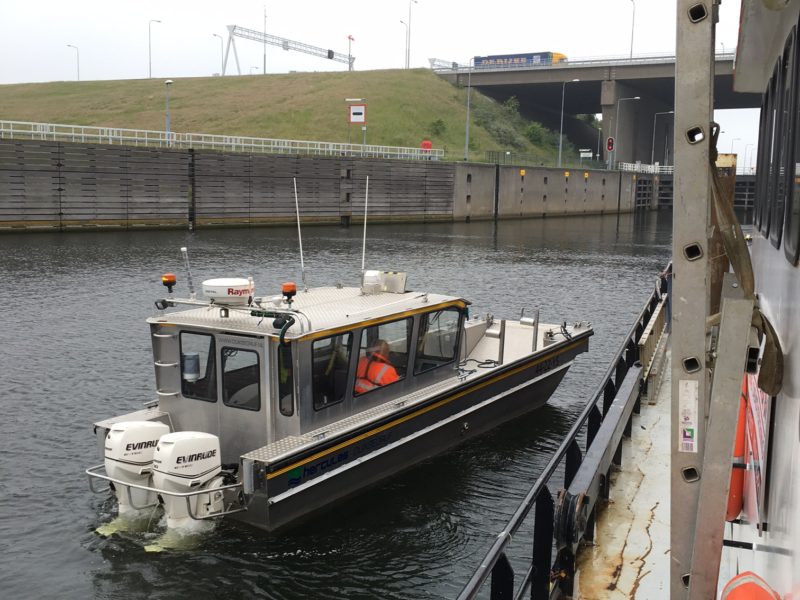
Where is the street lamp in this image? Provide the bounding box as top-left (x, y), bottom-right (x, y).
top-left (610, 96), bottom-right (640, 168)
top-left (743, 143), bottom-right (755, 174)
top-left (730, 137), bottom-right (741, 154)
top-left (629, 0), bottom-right (636, 59)
top-left (149, 19), bottom-right (161, 78)
top-left (464, 58), bottom-right (474, 161)
top-left (66, 44), bottom-right (80, 81)
top-left (212, 34), bottom-right (224, 75)
top-left (650, 110), bottom-right (674, 164)
top-left (164, 79), bottom-right (173, 145)
top-left (400, 21), bottom-right (409, 69)
top-left (407, 0), bottom-right (418, 69)
top-left (558, 78), bottom-right (580, 167)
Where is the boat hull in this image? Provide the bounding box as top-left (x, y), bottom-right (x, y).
top-left (236, 334), bottom-right (590, 531)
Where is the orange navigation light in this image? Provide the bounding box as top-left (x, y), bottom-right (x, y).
top-left (162, 273), bottom-right (177, 293)
top-left (282, 282), bottom-right (297, 305)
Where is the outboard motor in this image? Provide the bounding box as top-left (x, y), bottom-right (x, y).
top-left (152, 432), bottom-right (225, 531)
top-left (104, 421), bottom-right (170, 516)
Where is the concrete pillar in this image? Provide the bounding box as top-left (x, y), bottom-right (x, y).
top-left (601, 80), bottom-right (672, 166)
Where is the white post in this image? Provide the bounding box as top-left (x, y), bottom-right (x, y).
top-left (361, 176), bottom-right (370, 283)
top-left (149, 19), bottom-right (161, 78)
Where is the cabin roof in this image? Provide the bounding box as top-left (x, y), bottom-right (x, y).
top-left (148, 286), bottom-right (467, 340)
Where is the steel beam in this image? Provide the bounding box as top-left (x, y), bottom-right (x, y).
top-left (671, 0), bottom-right (716, 596)
top-left (687, 275), bottom-right (753, 599)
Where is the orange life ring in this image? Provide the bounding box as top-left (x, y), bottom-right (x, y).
top-left (720, 571), bottom-right (780, 599)
top-left (726, 376), bottom-right (748, 521)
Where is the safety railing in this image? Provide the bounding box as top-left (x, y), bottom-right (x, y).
top-left (618, 161), bottom-right (675, 174)
top-left (457, 266), bottom-right (670, 600)
top-left (0, 120), bottom-right (444, 161)
top-left (431, 51), bottom-right (736, 74)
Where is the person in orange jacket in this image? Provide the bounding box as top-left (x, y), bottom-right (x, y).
top-left (354, 339), bottom-right (399, 394)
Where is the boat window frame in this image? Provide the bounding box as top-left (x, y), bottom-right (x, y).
top-left (413, 306), bottom-right (464, 376)
top-left (179, 330), bottom-right (218, 403)
top-left (770, 28), bottom-right (797, 249)
top-left (785, 23), bottom-right (800, 265)
top-left (353, 316), bottom-right (413, 397)
top-left (311, 331), bottom-right (353, 412)
top-left (220, 346), bottom-right (262, 412)
top-left (754, 94), bottom-right (770, 233)
top-left (276, 341), bottom-right (295, 417)
top-left (759, 62), bottom-right (780, 239)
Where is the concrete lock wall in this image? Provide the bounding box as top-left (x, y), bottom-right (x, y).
top-left (495, 166), bottom-right (631, 218)
top-left (1, 138), bottom-right (645, 232)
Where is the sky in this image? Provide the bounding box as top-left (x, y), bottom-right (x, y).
top-left (0, 0), bottom-right (758, 165)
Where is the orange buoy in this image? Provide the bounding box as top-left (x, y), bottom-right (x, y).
top-left (720, 571), bottom-right (780, 599)
top-left (726, 376), bottom-right (748, 521)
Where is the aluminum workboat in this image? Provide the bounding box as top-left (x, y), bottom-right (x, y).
top-left (87, 266), bottom-right (591, 532)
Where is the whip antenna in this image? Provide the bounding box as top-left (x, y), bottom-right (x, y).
top-left (180, 247), bottom-right (196, 299)
top-left (293, 177), bottom-right (307, 291)
top-left (361, 176), bottom-right (370, 284)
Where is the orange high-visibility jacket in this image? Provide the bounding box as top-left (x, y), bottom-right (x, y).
top-left (354, 353), bottom-right (399, 394)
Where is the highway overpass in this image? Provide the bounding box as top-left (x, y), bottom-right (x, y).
top-left (433, 53), bottom-right (761, 165)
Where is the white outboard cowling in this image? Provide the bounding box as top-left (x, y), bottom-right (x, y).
top-left (152, 432), bottom-right (225, 531)
top-left (104, 421), bottom-right (170, 516)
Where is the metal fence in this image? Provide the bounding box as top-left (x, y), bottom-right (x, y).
top-left (0, 120), bottom-right (444, 161)
top-left (457, 268), bottom-right (670, 600)
top-left (618, 161), bottom-right (675, 174)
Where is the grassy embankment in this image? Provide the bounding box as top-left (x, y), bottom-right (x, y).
top-left (0, 69), bottom-right (573, 162)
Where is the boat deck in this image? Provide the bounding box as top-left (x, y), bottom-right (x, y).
top-left (574, 347), bottom-right (671, 599)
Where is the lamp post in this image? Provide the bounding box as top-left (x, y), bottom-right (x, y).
top-left (164, 79), bottom-right (173, 145)
top-left (149, 19), bottom-right (161, 78)
top-left (597, 126), bottom-right (602, 161)
top-left (400, 21), bottom-right (408, 68)
top-left (629, 0), bottom-right (636, 59)
top-left (743, 143), bottom-right (755, 174)
top-left (263, 4), bottom-right (267, 75)
top-left (730, 137), bottom-right (741, 154)
top-left (650, 110), bottom-right (674, 164)
top-left (212, 34), bottom-right (223, 75)
top-left (464, 58), bottom-right (474, 161)
top-left (558, 78), bottom-right (580, 167)
top-left (407, 0), bottom-right (418, 69)
top-left (610, 95), bottom-right (640, 169)
top-left (66, 44), bottom-right (80, 81)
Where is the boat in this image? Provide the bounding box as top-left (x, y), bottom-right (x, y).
top-left (86, 262), bottom-right (592, 533)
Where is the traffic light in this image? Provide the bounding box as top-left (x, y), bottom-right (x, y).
top-left (607, 137), bottom-right (615, 152)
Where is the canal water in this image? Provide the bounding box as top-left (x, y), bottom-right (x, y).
top-left (0, 213), bottom-right (671, 599)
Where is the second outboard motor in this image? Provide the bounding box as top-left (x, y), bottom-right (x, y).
top-left (104, 421), bottom-right (170, 516)
top-left (152, 432), bottom-right (225, 531)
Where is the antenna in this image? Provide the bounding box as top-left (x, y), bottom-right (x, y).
top-left (180, 247), bottom-right (196, 299)
top-left (292, 177), bottom-right (307, 291)
top-left (361, 175), bottom-right (369, 284)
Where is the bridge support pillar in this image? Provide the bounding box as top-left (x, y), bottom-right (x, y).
top-left (601, 81), bottom-right (672, 167)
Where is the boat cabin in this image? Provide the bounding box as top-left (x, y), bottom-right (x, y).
top-left (148, 275), bottom-right (470, 464)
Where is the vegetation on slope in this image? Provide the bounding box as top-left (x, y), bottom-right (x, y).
top-left (0, 69), bottom-right (574, 163)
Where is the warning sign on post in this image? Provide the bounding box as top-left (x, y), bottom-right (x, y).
top-left (348, 104), bottom-right (367, 124)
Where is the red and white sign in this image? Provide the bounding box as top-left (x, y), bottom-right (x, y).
top-left (348, 104), bottom-right (367, 124)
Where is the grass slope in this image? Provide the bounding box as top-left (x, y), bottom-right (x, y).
top-left (0, 69), bottom-right (565, 162)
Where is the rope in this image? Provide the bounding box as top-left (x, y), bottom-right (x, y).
top-left (708, 123), bottom-right (783, 395)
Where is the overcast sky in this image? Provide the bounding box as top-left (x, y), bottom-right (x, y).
top-left (0, 0), bottom-right (758, 164)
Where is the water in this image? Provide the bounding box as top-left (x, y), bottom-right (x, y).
top-left (0, 213), bottom-right (671, 599)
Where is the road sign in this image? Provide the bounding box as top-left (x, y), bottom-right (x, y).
top-left (348, 103), bottom-right (367, 124)
top-left (607, 137), bottom-right (615, 152)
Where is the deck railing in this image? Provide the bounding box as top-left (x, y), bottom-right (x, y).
top-left (0, 120), bottom-right (444, 161)
top-left (457, 264), bottom-right (671, 600)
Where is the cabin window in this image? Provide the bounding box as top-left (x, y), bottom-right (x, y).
top-left (786, 30), bottom-right (800, 264)
top-left (354, 318), bottom-right (412, 396)
top-left (277, 343), bottom-right (294, 416)
top-left (414, 307), bottom-right (462, 375)
top-left (180, 332), bottom-right (217, 402)
top-left (221, 348), bottom-right (261, 411)
top-left (312, 332), bottom-right (352, 410)
top-left (770, 32), bottom-right (796, 249)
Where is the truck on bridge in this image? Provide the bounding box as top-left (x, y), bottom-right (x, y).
top-left (473, 51), bottom-right (567, 68)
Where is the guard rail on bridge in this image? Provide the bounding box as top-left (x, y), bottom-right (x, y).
top-left (430, 51), bottom-right (736, 73)
top-left (0, 120), bottom-right (443, 161)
